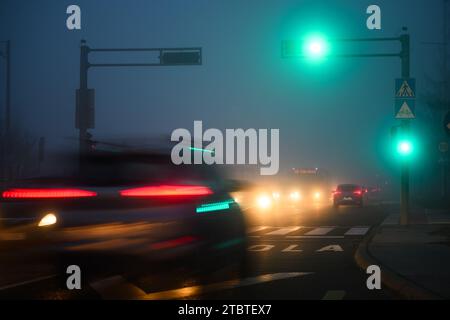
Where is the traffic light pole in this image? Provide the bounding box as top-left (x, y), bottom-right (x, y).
top-left (399, 34), bottom-right (411, 225)
top-left (78, 41), bottom-right (90, 168)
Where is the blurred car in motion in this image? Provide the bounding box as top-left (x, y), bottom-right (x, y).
top-left (332, 184), bottom-right (365, 208)
top-left (233, 173), bottom-right (331, 214)
top-left (0, 148), bottom-right (248, 277)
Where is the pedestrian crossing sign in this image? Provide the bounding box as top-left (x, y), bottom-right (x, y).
top-left (395, 78), bottom-right (415, 98)
top-left (395, 99), bottom-right (415, 119)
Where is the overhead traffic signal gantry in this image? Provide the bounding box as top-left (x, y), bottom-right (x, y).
top-left (396, 139), bottom-right (413, 156)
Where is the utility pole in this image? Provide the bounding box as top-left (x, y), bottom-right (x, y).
top-left (0, 40), bottom-right (11, 183)
top-left (441, 0), bottom-right (449, 200)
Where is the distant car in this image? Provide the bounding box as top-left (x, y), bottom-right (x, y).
top-left (333, 184), bottom-right (364, 208)
top-left (0, 149), bottom-right (248, 277)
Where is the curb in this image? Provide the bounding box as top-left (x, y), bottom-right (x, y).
top-left (354, 227), bottom-right (443, 300)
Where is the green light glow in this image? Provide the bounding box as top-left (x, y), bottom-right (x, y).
top-left (189, 147), bottom-right (214, 154)
top-left (196, 200), bottom-right (234, 213)
top-left (397, 140), bottom-right (413, 156)
top-left (303, 33), bottom-right (330, 61)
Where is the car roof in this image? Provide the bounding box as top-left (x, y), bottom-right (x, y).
top-left (337, 184), bottom-right (361, 188)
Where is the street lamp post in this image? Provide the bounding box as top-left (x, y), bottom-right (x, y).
top-left (282, 28), bottom-right (412, 224)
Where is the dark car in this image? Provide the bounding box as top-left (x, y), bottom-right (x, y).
top-left (0, 149), bottom-right (248, 278)
top-left (333, 184), bottom-right (364, 208)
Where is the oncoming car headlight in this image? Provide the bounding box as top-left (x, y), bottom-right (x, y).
top-left (256, 195), bottom-right (272, 209)
top-left (289, 191), bottom-right (301, 201)
top-left (313, 191), bottom-right (322, 200)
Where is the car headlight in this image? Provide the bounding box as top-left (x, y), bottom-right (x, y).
top-left (313, 192), bottom-right (321, 200)
top-left (257, 195), bottom-right (272, 209)
top-left (289, 191), bottom-right (301, 201)
top-left (38, 213), bottom-right (57, 227)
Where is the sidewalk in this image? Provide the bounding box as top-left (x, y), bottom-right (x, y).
top-left (356, 208), bottom-right (450, 299)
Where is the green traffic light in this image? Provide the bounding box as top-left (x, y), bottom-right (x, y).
top-left (396, 140), bottom-right (413, 156)
top-left (303, 34), bottom-right (329, 61)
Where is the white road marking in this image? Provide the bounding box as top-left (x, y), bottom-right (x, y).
top-left (264, 226), bottom-right (301, 236)
top-left (90, 275), bottom-right (147, 300)
top-left (248, 244), bottom-right (275, 252)
top-left (304, 227), bottom-right (335, 236)
top-left (344, 227), bottom-right (370, 236)
top-left (282, 245), bottom-right (302, 252)
top-left (247, 226), bottom-right (269, 233)
top-left (317, 245), bottom-right (343, 252)
top-left (322, 290), bottom-right (346, 300)
top-left (142, 272), bottom-right (313, 300)
top-left (0, 274), bottom-right (57, 291)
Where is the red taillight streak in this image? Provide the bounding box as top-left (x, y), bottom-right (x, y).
top-left (120, 185), bottom-right (213, 197)
top-left (1, 188), bottom-right (97, 199)
top-left (151, 236), bottom-right (197, 250)
top-left (353, 190), bottom-right (362, 196)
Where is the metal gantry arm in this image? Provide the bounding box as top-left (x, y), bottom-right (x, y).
top-left (87, 46), bottom-right (202, 67)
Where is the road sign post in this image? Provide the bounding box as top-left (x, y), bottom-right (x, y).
top-left (399, 33), bottom-right (412, 225)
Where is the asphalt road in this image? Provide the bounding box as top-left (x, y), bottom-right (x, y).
top-left (0, 201), bottom-right (398, 300)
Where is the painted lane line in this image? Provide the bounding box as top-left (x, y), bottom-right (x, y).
top-left (322, 290), bottom-right (346, 300)
top-left (282, 245), bottom-right (302, 252)
top-left (248, 244), bottom-right (275, 251)
top-left (0, 274), bottom-right (57, 291)
top-left (247, 226), bottom-right (270, 233)
top-left (264, 226), bottom-right (301, 236)
top-left (344, 227), bottom-right (370, 236)
top-left (304, 227), bottom-right (335, 236)
top-left (90, 275), bottom-right (147, 300)
top-left (142, 272), bottom-right (314, 300)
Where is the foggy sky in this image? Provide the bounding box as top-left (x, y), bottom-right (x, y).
top-left (0, 0), bottom-right (445, 185)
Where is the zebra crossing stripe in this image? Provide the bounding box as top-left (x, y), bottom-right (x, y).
top-left (247, 226), bottom-right (269, 233)
top-left (344, 227), bottom-right (370, 236)
top-left (265, 226), bottom-right (301, 236)
top-left (304, 227), bottom-right (334, 236)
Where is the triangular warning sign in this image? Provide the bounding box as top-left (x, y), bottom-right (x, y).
top-left (396, 101), bottom-right (415, 119)
top-left (396, 81), bottom-right (414, 97)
